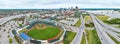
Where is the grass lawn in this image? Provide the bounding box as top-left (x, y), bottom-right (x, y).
top-left (116, 26), bottom-right (120, 28)
top-left (84, 15), bottom-right (109, 22)
top-left (85, 15), bottom-right (92, 22)
top-left (63, 31), bottom-right (76, 44)
top-left (84, 16), bottom-right (94, 27)
top-left (19, 23), bottom-right (23, 27)
top-left (85, 29), bottom-right (101, 44)
top-left (80, 33), bottom-right (86, 44)
top-left (96, 15), bottom-right (109, 21)
top-left (27, 25), bottom-right (60, 40)
top-left (75, 19), bottom-right (81, 27)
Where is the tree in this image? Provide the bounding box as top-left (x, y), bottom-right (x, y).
top-left (8, 35), bottom-right (10, 38)
top-left (7, 31), bottom-right (9, 33)
top-left (9, 38), bottom-right (12, 43)
top-left (4, 29), bottom-right (6, 32)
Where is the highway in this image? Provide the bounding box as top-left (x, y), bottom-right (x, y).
top-left (71, 15), bottom-right (85, 44)
top-left (89, 13), bottom-right (115, 44)
top-left (105, 29), bottom-right (120, 42)
top-left (95, 17), bottom-right (120, 32)
top-left (0, 13), bottom-right (38, 25)
top-left (92, 15), bottom-right (120, 42)
top-left (0, 14), bottom-right (26, 25)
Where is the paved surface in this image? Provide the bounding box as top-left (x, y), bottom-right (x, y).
top-left (93, 16), bottom-right (120, 42)
top-left (0, 20), bottom-right (19, 44)
top-left (69, 26), bottom-right (79, 33)
top-left (71, 15), bottom-right (85, 44)
top-left (0, 13), bottom-right (37, 25)
top-left (95, 17), bottom-right (120, 32)
top-left (0, 14), bottom-right (26, 25)
top-left (84, 30), bottom-right (88, 44)
top-left (89, 13), bottom-right (115, 44)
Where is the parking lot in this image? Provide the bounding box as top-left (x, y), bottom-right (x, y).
top-left (0, 20), bottom-right (19, 44)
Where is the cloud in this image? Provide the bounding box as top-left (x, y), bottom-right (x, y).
top-left (0, 0), bottom-right (120, 9)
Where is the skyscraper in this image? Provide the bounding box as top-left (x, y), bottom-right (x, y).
top-left (74, 6), bottom-right (80, 17)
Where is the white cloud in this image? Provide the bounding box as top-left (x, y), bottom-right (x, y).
top-left (0, 0), bottom-right (120, 9)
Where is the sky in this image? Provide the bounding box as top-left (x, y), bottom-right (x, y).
top-left (0, 0), bottom-right (120, 9)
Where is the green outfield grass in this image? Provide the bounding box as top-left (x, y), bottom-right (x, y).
top-left (27, 24), bottom-right (60, 40)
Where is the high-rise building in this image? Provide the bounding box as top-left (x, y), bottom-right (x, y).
top-left (74, 6), bottom-right (80, 17)
top-left (70, 7), bottom-right (74, 11)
